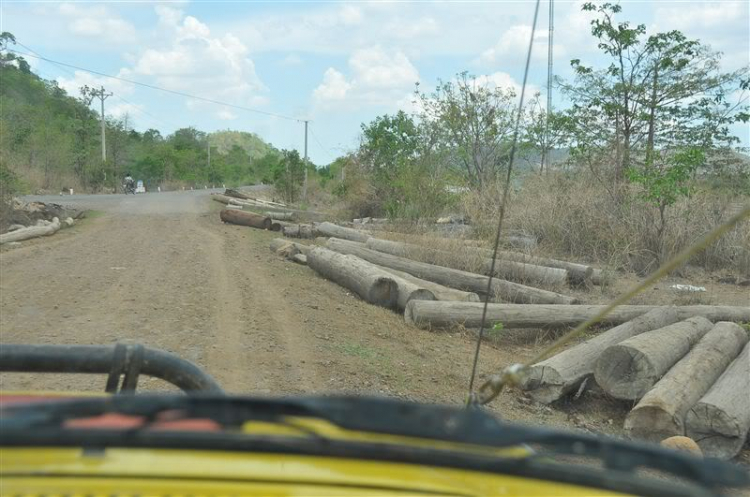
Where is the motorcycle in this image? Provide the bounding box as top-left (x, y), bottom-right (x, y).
top-left (123, 180), bottom-right (136, 195)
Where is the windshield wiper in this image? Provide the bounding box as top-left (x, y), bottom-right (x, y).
top-left (2, 394), bottom-right (747, 491)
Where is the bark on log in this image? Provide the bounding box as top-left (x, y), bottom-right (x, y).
top-left (327, 238), bottom-right (578, 305)
top-left (381, 267), bottom-right (480, 302)
top-left (625, 322), bottom-right (748, 443)
top-left (212, 194), bottom-right (241, 206)
top-left (493, 250), bottom-right (602, 286)
top-left (594, 317), bottom-right (714, 400)
top-left (292, 254), bottom-right (307, 265)
top-left (366, 238), bottom-right (581, 288)
top-left (523, 308), bottom-right (682, 404)
top-left (388, 274), bottom-right (436, 311)
top-left (317, 222), bottom-right (370, 243)
top-left (282, 224), bottom-right (317, 239)
top-left (270, 238), bottom-right (312, 257)
top-left (307, 247), bottom-right (398, 309)
top-left (224, 188), bottom-right (252, 200)
top-left (0, 217), bottom-right (61, 245)
top-left (685, 341), bottom-right (750, 459)
top-left (219, 209), bottom-right (271, 230)
top-left (225, 189), bottom-right (287, 207)
top-left (404, 302), bottom-right (750, 330)
top-left (265, 211), bottom-right (294, 221)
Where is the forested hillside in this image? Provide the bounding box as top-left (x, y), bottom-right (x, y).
top-left (0, 33), bottom-right (284, 194)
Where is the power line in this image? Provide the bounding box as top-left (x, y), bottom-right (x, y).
top-left (14, 40), bottom-right (180, 131)
top-left (8, 48), bottom-right (302, 122)
top-left (309, 125), bottom-right (338, 163)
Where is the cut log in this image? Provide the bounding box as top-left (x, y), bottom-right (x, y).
top-left (625, 322), bottom-right (748, 443)
top-left (265, 211), bottom-right (294, 221)
top-left (685, 341), bottom-right (750, 459)
top-left (270, 238), bottom-right (312, 256)
top-left (224, 188), bottom-right (252, 200)
top-left (327, 238), bottom-right (578, 305)
top-left (212, 194), bottom-right (242, 206)
top-left (0, 217), bottom-right (61, 245)
top-left (219, 209), bottom-right (271, 230)
top-left (366, 238), bottom-right (569, 288)
top-left (381, 267), bottom-right (480, 302)
top-left (282, 224), bottom-right (317, 239)
top-left (594, 317), bottom-right (714, 400)
top-left (404, 302), bottom-right (750, 330)
top-left (292, 253), bottom-right (307, 265)
top-left (493, 250), bottom-right (603, 286)
top-left (388, 274), bottom-right (436, 311)
top-left (317, 222), bottom-right (370, 243)
top-left (523, 308), bottom-right (682, 404)
top-left (307, 247), bottom-right (398, 309)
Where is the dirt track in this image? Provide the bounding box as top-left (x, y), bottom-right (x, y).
top-left (0, 190), bottom-right (504, 401)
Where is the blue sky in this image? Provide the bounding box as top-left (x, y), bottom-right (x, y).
top-left (3, 1), bottom-right (748, 164)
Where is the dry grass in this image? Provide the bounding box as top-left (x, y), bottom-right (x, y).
top-left (462, 173), bottom-right (750, 277)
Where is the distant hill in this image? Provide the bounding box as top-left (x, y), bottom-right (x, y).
top-left (209, 130), bottom-right (278, 159)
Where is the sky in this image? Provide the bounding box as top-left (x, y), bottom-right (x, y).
top-left (2, 1), bottom-right (749, 165)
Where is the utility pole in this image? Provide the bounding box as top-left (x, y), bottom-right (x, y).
top-left (543, 0), bottom-right (554, 173)
top-left (90, 86), bottom-right (113, 163)
top-left (207, 137), bottom-right (211, 169)
top-left (302, 120), bottom-right (309, 200)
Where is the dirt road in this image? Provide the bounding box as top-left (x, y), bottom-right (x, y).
top-left (1, 190), bottom-right (504, 401)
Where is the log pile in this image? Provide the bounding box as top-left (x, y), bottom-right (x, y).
top-left (219, 209), bottom-right (277, 231)
top-left (518, 311), bottom-right (750, 459)
top-left (0, 217), bottom-right (61, 245)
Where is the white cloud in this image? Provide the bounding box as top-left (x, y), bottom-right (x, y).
top-left (108, 102), bottom-right (144, 120)
top-left (126, 6), bottom-right (268, 119)
top-left (313, 47), bottom-right (419, 110)
top-left (278, 54), bottom-right (303, 67)
top-left (217, 109), bottom-right (238, 120)
top-left (58, 3), bottom-right (137, 44)
top-left (56, 70), bottom-right (135, 99)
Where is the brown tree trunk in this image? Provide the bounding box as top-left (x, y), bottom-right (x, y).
top-left (404, 302), bottom-right (750, 330)
top-left (594, 317), bottom-right (713, 400)
top-left (327, 238), bottom-right (578, 305)
top-left (307, 247), bottom-right (398, 309)
top-left (523, 308), bottom-right (681, 404)
top-left (625, 322), bottom-right (748, 443)
top-left (219, 209), bottom-right (271, 230)
top-left (317, 222), bottom-right (370, 243)
top-left (686, 342), bottom-right (750, 460)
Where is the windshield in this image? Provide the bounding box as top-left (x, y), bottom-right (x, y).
top-left (0, 0), bottom-right (748, 493)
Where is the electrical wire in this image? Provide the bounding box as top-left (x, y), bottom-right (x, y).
top-left (7, 48), bottom-right (302, 122)
top-left (466, 0), bottom-right (542, 400)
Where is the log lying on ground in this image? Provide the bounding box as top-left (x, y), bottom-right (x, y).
top-left (225, 188), bottom-right (287, 207)
top-left (0, 217), bottom-right (61, 245)
top-left (389, 274), bottom-right (436, 311)
top-left (282, 224), bottom-right (317, 239)
top-left (523, 308), bottom-right (681, 404)
top-left (366, 238), bottom-right (569, 288)
top-left (594, 317), bottom-right (714, 400)
top-left (404, 302), bottom-right (750, 330)
top-left (494, 250), bottom-right (602, 286)
top-left (307, 247), bottom-right (398, 309)
top-left (686, 342), bottom-right (750, 459)
top-left (625, 322), bottom-right (748, 443)
top-left (212, 194), bottom-right (244, 206)
top-left (265, 211), bottom-right (294, 221)
top-left (381, 267), bottom-right (480, 302)
top-left (270, 238), bottom-right (312, 257)
top-left (327, 238), bottom-right (578, 305)
top-left (292, 253), bottom-right (307, 265)
top-left (316, 222), bottom-right (370, 243)
top-left (219, 209), bottom-right (271, 230)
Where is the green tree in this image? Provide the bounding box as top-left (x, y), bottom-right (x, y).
top-left (273, 150), bottom-right (304, 203)
top-left (560, 3), bottom-right (747, 182)
top-left (415, 72), bottom-right (517, 187)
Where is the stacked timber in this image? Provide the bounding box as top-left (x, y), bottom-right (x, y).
top-left (282, 223), bottom-right (317, 239)
top-left (404, 302), bottom-right (750, 330)
top-left (365, 238), bottom-right (569, 289)
top-left (594, 316), bottom-right (714, 400)
top-left (316, 222), bottom-right (370, 243)
top-left (624, 322), bottom-right (748, 443)
top-left (685, 342), bottom-right (750, 459)
top-left (522, 308), bottom-right (682, 404)
top-left (326, 238), bottom-right (578, 305)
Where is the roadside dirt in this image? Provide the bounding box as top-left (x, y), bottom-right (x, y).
top-left (1, 191), bottom-right (747, 471)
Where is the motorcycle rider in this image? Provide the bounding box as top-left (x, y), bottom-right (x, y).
top-left (124, 173), bottom-right (135, 192)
